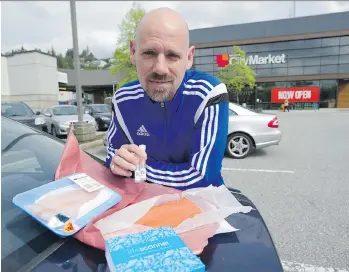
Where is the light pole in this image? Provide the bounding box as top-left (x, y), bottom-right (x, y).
top-left (70, 0), bottom-right (83, 122)
top-left (292, 0), bottom-right (296, 18)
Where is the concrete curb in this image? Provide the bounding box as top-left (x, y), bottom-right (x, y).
top-left (79, 138), bottom-right (104, 150)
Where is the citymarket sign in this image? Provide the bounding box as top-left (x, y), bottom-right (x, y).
top-left (271, 87), bottom-right (320, 103)
top-left (216, 53), bottom-right (287, 67)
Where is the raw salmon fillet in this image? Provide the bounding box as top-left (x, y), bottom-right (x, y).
top-left (135, 197), bottom-right (202, 228)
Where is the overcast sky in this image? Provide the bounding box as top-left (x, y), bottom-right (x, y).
top-left (1, 1), bottom-right (349, 59)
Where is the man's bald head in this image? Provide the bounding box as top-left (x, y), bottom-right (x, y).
top-left (130, 7), bottom-right (195, 102)
top-left (135, 7), bottom-right (190, 48)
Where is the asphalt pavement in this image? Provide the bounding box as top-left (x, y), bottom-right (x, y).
top-left (84, 109), bottom-right (349, 271)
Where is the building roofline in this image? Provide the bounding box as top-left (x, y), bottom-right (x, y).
top-left (190, 11), bottom-right (349, 32)
top-left (189, 11), bottom-right (349, 48)
top-left (1, 50), bottom-right (55, 58)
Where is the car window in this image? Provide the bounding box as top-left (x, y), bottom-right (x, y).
top-left (52, 106), bottom-right (78, 116)
top-left (91, 104), bottom-right (111, 113)
top-left (229, 110), bottom-right (238, 116)
top-left (1, 103), bottom-right (34, 117)
top-left (1, 117), bottom-right (65, 271)
top-left (229, 103), bottom-right (258, 116)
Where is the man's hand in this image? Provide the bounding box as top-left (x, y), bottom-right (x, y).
top-left (110, 144), bottom-right (147, 177)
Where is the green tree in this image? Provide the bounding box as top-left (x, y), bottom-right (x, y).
top-left (64, 48), bottom-right (74, 69)
top-left (216, 45), bottom-right (256, 102)
top-left (110, 2), bottom-right (146, 86)
top-left (57, 53), bottom-right (66, 68)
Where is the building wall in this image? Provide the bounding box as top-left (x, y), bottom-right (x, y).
top-left (2, 52), bottom-right (59, 110)
top-left (1, 57), bottom-right (11, 95)
top-left (194, 35), bottom-right (349, 77)
top-left (193, 35), bottom-right (349, 108)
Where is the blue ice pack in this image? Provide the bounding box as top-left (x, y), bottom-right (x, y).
top-left (105, 226), bottom-right (206, 272)
top-left (12, 173), bottom-right (122, 237)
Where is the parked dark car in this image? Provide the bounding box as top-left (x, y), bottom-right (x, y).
top-left (84, 104), bottom-right (112, 131)
top-left (1, 117), bottom-right (283, 272)
top-left (1, 101), bottom-right (45, 130)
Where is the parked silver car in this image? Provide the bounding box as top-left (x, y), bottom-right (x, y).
top-left (227, 103), bottom-right (282, 159)
top-left (42, 105), bottom-right (97, 137)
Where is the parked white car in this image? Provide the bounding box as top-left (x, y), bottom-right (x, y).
top-left (42, 105), bottom-right (97, 137)
top-left (102, 103), bottom-right (282, 160)
top-left (226, 103), bottom-right (282, 159)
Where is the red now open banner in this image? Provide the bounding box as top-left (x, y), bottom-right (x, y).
top-left (271, 87), bottom-right (320, 103)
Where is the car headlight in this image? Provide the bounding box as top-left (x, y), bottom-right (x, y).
top-left (60, 121), bottom-right (71, 126)
top-left (34, 117), bottom-right (45, 125)
top-left (100, 116), bottom-right (110, 121)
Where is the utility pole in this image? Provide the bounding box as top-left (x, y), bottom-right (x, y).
top-left (292, 0), bottom-right (296, 18)
top-left (70, 0), bottom-right (83, 122)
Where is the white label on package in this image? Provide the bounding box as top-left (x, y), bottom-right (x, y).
top-left (69, 173), bottom-right (104, 192)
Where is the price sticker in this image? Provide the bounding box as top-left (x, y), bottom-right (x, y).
top-left (69, 173), bottom-right (105, 192)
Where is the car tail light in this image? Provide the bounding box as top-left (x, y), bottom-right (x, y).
top-left (268, 116), bottom-right (279, 128)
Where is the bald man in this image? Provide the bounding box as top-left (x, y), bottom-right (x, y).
top-left (106, 7), bottom-right (229, 190)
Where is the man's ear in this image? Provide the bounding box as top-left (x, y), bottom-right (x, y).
top-left (130, 40), bottom-right (136, 65)
top-left (186, 45), bottom-right (195, 69)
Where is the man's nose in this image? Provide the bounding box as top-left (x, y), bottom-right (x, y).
top-left (153, 54), bottom-right (169, 75)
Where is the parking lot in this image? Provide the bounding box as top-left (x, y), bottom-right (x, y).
top-left (85, 109), bottom-right (349, 271)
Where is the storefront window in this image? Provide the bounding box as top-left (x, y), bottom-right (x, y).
top-left (271, 68), bottom-right (287, 76)
top-left (256, 63), bottom-right (272, 69)
top-left (321, 65), bottom-right (338, 74)
top-left (288, 67), bottom-right (303, 76)
top-left (340, 36), bottom-right (349, 46)
top-left (303, 66), bottom-right (321, 75)
top-left (319, 80), bottom-right (337, 108)
top-left (321, 37), bottom-right (340, 47)
top-left (254, 80), bottom-right (337, 109)
top-left (256, 68), bottom-right (272, 77)
top-left (321, 56), bottom-right (339, 65)
top-left (339, 55), bottom-right (349, 64)
top-left (291, 80), bottom-right (319, 87)
top-left (340, 46), bottom-right (349, 55)
top-left (195, 64), bottom-right (214, 73)
top-left (199, 48), bottom-right (214, 56)
top-left (196, 56), bottom-right (214, 64)
top-left (304, 38), bottom-right (322, 48)
top-left (288, 58), bottom-right (303, 67)
top-left (321, 46), bottom-right (340, 56)
top-left (286, 40), bottom-right (306, 50)
top-left (195, 49), bottom-right (202, 57)
top-left (339, 64), bottom-right (349, 73)
top-left (304, 57), bottom-right (321, 66)
top-left (213, 47), bottom-right (227, 54)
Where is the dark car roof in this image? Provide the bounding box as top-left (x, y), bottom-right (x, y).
top-left (20, 191), bottom-right (283, 272)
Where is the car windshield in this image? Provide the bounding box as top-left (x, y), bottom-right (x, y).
top-left (1, 117), bottom-right (65, 271)
top-left (229, 103), bottom-right (258, 115)
top-left (1, 103), bottom-right (34, 117)
top-left (90, 104), bottom-right (111, 113)
top-left (52, 106), bottom-right (78, 116)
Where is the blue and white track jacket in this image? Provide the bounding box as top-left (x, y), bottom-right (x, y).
top-left (105, 70), bottom-right (229, 190)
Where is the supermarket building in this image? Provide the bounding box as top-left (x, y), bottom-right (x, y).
top-left (190, 11), bottom-right (349, 109)
top-left (2, 12), bottom-right (349, 110)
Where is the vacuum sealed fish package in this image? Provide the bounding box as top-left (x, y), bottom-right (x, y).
top-left (12, 173), bottom-right (122, 237)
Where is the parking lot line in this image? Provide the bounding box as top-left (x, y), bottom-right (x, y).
top-left (222, 167), bottom-right (295, 174)
top-left (282, 260), bottom-right (349, 272)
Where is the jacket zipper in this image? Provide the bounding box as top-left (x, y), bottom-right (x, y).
top-left (160, 102), bottom-right (168, 148)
